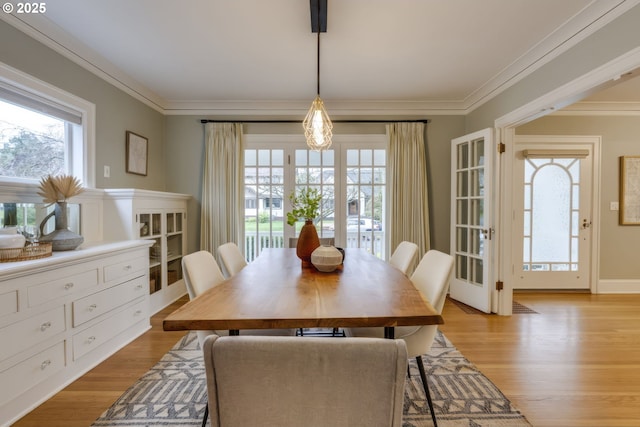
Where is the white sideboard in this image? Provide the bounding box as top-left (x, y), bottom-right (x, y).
top-left (0, 240), bottom-right (152, 426)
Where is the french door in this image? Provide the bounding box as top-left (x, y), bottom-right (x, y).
top-left (449, 129), bottom-right (494, 313)
top-left (512, 136), bottom-right (596, 290)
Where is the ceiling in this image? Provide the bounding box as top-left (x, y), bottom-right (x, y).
top-left (3, 0), bottom-right (639, 116)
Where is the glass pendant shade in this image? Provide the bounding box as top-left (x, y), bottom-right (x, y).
top-left (303, 95), bottom-right (333, 151)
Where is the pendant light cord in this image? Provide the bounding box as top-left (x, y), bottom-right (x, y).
top-left (316, 25), bottom-right (321, 96)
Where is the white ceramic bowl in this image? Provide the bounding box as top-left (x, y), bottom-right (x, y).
top-left (311, 245), bottom-right (343, 272)
top-left (0, 233), bottom-right (26, 249)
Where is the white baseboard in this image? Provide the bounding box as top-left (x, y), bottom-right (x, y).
top-left (597, 279), bottom-right (640, 294)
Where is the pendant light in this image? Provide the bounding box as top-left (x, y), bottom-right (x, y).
top-left (303, 0), bottom-right (332, 151)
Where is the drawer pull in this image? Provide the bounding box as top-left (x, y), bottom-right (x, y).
top-left (134, 310), bottom-right (142, 316)
top-left (88, 304), bottom-right (98, 311)
top-left (123, 265), bottom-right (132, 270)
top-left (136, 284), bottom-right (144, 290)
top-left (40, 359), bottom-right (51, 370)
top-left (64, 282), bottom-right (74, 290)
top-left (40, 321), bottom-right (52, 332)
top-left (87, 336), bottom-right (96, 344)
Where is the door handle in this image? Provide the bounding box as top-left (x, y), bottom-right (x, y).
top-left (582, 219), bottom-right (592, 229)
top-left (481, 228), bottom-right (494, 240)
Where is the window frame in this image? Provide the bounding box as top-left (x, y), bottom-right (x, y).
top-left (0, 62), bottom-right (96, 187)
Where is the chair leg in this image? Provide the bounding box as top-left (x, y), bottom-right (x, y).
top-left (202, 402), bottom-right (209, 427)
top-left (416, 355), bottom-right (438, 427)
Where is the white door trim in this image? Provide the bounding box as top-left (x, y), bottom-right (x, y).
top-left (491, 49), bottom-right (639, 309)
top-left (512, 135), bottom-right (601, 292)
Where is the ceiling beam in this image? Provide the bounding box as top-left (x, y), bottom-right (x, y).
top-left (310, 0), bottom-right (327, 33)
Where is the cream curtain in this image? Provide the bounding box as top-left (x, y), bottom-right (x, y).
top-left (200, 123), bottom-right (245, 256)
top-left (387, 122), bottom-right (430, 262)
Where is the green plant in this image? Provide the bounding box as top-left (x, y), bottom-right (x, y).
top-left (286, 187), bottom-right (322, 226)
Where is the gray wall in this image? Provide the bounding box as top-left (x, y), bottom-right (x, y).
top-left (0, 20), bottom-right (166, 191)
top-left (517, 115), bottom-right (640, 279)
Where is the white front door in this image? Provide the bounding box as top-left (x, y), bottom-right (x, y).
top-left (512, 136), bottom-right (596, 290)
top-left (449, 129), bottom-right (495, 313)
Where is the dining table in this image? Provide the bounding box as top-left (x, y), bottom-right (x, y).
top-left (163, 248), bottom-right (443, 338)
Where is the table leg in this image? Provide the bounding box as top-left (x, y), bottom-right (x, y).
top-left (384, 326), bottom-right (395, 339)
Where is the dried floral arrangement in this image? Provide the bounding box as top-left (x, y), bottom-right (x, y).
top-left (37, 174), bottom-right (84, 206)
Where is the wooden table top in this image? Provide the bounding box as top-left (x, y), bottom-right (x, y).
top-left (163, 248), bottom-right (443, 332)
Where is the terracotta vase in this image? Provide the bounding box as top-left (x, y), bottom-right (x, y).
top-left (296, 220), bottom-right (320, 267)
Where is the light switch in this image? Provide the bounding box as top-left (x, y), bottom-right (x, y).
top-left (610, 201), bottom-right (619, 211)
top-left (104, 165), bottom-right (111, 178)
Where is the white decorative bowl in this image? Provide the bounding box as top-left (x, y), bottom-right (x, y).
top-left (0, 233), bottom-right (26, 249)
top-left (0, 227), bottom-right (18, 235)
top-left (311, 245), bottom-right (343, 272)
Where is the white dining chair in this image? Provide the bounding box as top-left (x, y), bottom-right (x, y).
top-left (202, 334), bottom-right (407, 427)
top-left (182, 250), bottom-right (296, 427)
top-left (217, 242), bottom-right (248, 278)
top-left (388, 241), bottom-right (419, 275)
top-left (346, 249), bottom-right (454, 427)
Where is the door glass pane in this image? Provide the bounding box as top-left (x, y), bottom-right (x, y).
top-left (244, 148), bottom-right (286, 261)
top-left (523, 157), bottom-right (581, 271)
top-left (457, 227), bottom-right (467, 252)
top-left (457, 171), bottom-right (468, 197)
top-left (295, 149), bottom-right (335, 241)
top-left (472, 139), bottom-right (485, 167)
top-left (454, 138), bottom-right (486, 286)
top-left (457, 143), bottom-right (468, 169)
top-left (345, 148), bottom-right (386, 259)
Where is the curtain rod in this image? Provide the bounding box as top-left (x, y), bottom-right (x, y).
top-left (200, 119), bottom-right (430, 124)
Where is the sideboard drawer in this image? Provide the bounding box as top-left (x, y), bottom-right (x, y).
top-left (0, 341), bottom-right (65, 407)
top-left (103, 256), bottom-right (147, 283)
top-left (72, 276), bottom-right (147, 327)
top-left (72, 297), bottom-right (147, 360)
top-left (0, 290), bottom-right (18, 319)
top-left (0, 305), bottom-right (66, 362)
top-left (27, 269), bottom-right (99, 307)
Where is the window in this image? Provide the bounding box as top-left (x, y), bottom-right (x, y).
top-left (243, 134), bottom-right (386, 261)
top-left (0, 64), bottom-right (95, 186)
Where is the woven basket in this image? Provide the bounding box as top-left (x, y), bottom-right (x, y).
top-left (0, 242), bottom-right (53, 263)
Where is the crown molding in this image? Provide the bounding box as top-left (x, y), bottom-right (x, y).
top-left (3, 1), bottom-right (639, 117)
top-left (163, 99), bottom-right (468, 117)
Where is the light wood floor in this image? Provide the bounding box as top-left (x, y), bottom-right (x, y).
top-left (12, 292), bottom-right (640, 427)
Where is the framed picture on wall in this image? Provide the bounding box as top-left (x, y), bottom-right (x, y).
top-left (619, 155), bottom-right (640, 225)
top-left (126, 131), bottom-right (148, 176)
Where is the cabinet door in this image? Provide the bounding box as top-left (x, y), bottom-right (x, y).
top-left (137, 211), bottom-right (163, 294)
top-left (166, 210), bottom-right (185, 286)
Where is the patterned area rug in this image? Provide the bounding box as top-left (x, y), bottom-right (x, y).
top-left (92, 332), bottom-right (531, 427)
